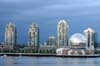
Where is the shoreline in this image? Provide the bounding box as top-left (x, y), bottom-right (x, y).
top-left (0, 53), bottom-right (100, 58)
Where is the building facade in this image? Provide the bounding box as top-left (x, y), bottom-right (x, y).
top-left (57, 20), bottom-right (68, 48)
top-left (5, 22), bottom-right (16, 49)
top-left (84, 28), bottom-right (95, 50)
top-left (46, 36), bottom-right (56, 48)
top-left (28, 23), bottom-right (39, 49)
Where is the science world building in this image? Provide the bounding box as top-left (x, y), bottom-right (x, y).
top-left (56, 20), bottom-right (95, 56)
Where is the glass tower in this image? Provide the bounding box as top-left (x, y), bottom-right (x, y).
top-left (57, 20), bottom-right (68, 48)
top-left (28, 23), bottom-right (39, 49)
top-left (5, 22), bottom-right (16, 49)
top-left (84, 28), bottom-right (95, 50)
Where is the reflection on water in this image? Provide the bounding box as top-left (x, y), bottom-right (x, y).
top-left (0, 56), bottom-right (100, 66)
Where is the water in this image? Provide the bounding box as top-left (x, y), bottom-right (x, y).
top-left (0, 56), bottom-right (100, 66)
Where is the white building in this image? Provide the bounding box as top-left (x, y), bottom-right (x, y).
top-left (84, 28), bottom-right (95, 50)
top-left (28, 23), bottom-right (39, 48)
top-left (56, 48), bottom-right (69, 55)
top-left (57, 20), bottom-right (68, 48)
top-left (5, 22), bottom-right (16, 49)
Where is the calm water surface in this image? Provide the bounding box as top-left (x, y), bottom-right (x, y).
top-left (0, 56), bottom-right (100, 66)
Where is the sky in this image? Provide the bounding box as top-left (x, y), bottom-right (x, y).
top-left (0, 0), bottom-right (100, 44)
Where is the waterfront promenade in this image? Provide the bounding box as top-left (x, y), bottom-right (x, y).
top-left (0, 53), bottom-right (100, 58)
top-left (0, 53), bottom-right (55, 56)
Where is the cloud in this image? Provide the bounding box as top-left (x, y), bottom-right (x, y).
top-left (0, 0), bottom-right (100, 18)
top-left (0, 0), bottom-right (100, 25)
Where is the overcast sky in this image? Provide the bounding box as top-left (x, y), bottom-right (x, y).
top-left (0, 0), bottom-right (100, 44)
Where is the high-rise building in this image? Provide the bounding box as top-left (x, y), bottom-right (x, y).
top-left (84, 28), bottom-right (95, 50)
top-left (5, 22), bottom-right (16, 49)
top-left (46, 36), bottom-right (56, 48)
top-left (28, 23), bottom-right (39, 49)
top-left (57, 20), bottom-right (68, 48)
